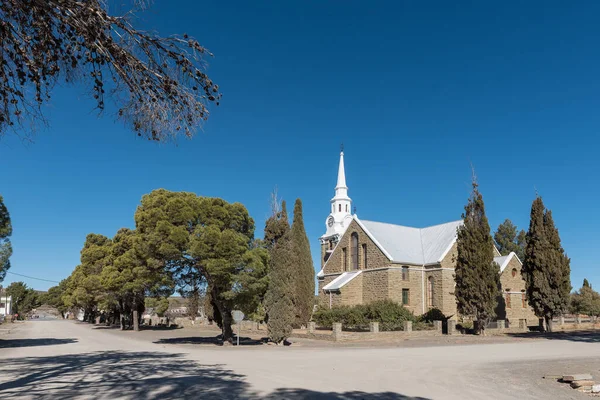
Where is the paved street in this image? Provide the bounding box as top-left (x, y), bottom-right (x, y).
top-left (0, 320), bottom-right (599, 399)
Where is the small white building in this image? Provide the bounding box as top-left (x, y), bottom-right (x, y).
top-left (0, 295), bottom-right (12, 317)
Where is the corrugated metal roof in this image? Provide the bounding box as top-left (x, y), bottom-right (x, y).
top-left (323, 271), bottom-right (362, 291)
top-left (494, 252), bottom-right (516, 273)
top-left (360, 219), bottom-right (463, 265)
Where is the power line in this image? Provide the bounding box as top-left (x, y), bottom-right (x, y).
top-left (5, 271), bottom-right (60, 284)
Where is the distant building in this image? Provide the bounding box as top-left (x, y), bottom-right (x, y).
top-left (317, 150), bottom-right (537, 326)
top-left (0, 292), bottom-right (12, 317)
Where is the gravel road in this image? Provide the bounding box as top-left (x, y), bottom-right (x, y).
top-left (0, 320), bottom-right (598, 399)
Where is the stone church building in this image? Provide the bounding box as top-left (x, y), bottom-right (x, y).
top-left (317, 151), bottom-right (537, 326)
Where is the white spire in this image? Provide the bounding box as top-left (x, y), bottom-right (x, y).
top-left (322, 148), bottom-right (353, 239)
top-left (333, 150), bottom-right (350, 201)
top-left (336, 151), bottom-right (347, 190)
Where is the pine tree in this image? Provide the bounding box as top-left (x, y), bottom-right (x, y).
top-left (291, 199), bottom-right (315, 328)
top-left (522, 197), bottom-right (572, 331)
top-left (494, 219), bottom-right (526, 260)
top-left (264, 201), bottom-right (295, 344)
top-left (455, 178), bottom-right (500, 334)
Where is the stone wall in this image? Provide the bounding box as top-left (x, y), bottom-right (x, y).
top-left (339, 273), bottom-right (363, 306)
top-left (362, 269), bottom-right (389, 303)
top-left (387, 267), bottom-right (423, 315)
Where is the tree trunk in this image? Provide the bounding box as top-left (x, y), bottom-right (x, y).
top-left (120, 314), bottom-right (125, 330)
top-left (211, 285), bottom-right (233, 343)
top-left (133, 310), bottom-right (139, 331)
top-left (545, 316), bottom-right (553, 332)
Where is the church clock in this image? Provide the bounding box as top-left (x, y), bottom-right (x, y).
top-left (327, 216), bottom-right (335, 227)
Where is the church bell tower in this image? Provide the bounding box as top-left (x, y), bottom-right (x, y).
top-left (320, 147), bottom-right (353, 266)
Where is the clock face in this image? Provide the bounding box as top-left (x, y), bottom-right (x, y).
top-left (327, 216), bottom-right (335, 227)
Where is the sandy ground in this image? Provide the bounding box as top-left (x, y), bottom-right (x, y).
top-left (0, 320), bottom-right (599, 399)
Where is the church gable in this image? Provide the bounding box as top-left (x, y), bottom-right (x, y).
top-left (321, 218), bottom-right (391, 275)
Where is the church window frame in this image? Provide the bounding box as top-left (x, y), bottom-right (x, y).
top-left (505, 292), bottom-right (512, 309)
top-left (402, 289), bottom-right (410, 305)
top-left (342, 247), bottom-right (347, 271)
top-left (362, 244), bottom-right (367, 269)
top-left (511, 268), bottom-right (517, 278)
top-left (521, 292), bottom-right (526, 308)
top-left (351, 233), bottom-right (359, 270)
top-left (339, 204), bottom-right (341, 212)
top-left (427, 276), bottom-right (434, 308)
top-left (402, 266), bottom-right (409, 281)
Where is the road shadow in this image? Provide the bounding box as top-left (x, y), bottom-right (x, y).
top-left (506, 330), bottom-right (600, 343)
top-left (264, 390), bottom-right (430, 399)
top-left (92, 325), bottom-right (182, 331)
top-left (0, 351), bottom-right (249, 399)
top-left (0, 338), bottom-right (78, 348)
top-left (0, 350), bottom-right (431, 399)
top-left (154, 335), bottom-right (266, 346)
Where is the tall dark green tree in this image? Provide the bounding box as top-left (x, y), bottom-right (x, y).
top-left (494, 219), bottom-right (526, 260)
top-left (522, 197), bottom-right (572, 331)
top-left (264, 201), bottom-right (295, 344)
top-left (455, 178), bottom-right (500, 334)
top-left (291, 199), bottom-right (315, 327)
top-left (0, 195), bottom-right (12, 282)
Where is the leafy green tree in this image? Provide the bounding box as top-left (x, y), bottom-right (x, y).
top-left (570, 279), bottom-right (600, 317)
top-left (145, 297), bottom-right (170, 317)
top-left (6, 281), bottom-right (40, 316)
top-left (291, 199), bottom-right (315, 327)
top-left (134, 189), bottom-right (268, 343)
top-left (264, 201), bottom-right (295, 344)
top-left (64, 234), bottom-right (112, 322)
top-left (522, 197), bottom-right (572, 331)
top-left (1, 0), bottom-right (220, 141)
top-left (101, 228), bottom-right (173, 330)
top-left (494, 219), bottom-right (526, 260)
top-left (455, 178), bottom-right (500, 334)
top-left (43, 279), bottom-right (70, 318)
top-left (0, 195), bottom-right (12, 282)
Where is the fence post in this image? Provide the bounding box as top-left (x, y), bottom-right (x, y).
top-left (403, 321), bottom-right (412, 333)
top-left (559, 316), bottom-right (565, 326)
top-left (433, 320), bottom-right (442, 333)
top-left (308, 321), bottom-right (315, 334)
top-left (497, 320), bottom-right (505, 331)
top-left (447, 320), bottom-right (457, 335)
top-left (332, 323), bottom-right (342, 341)
top-left (575, 314), bottom-right (581, 325)
top-left (369, 321), bottom-right (379, 333)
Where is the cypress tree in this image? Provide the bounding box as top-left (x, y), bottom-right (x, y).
top-left (583, 279), bottom-right (591, 289)
top-left (264, 201), bottom-right (295, 344)
top-left (455, 178), bottom-right (500, 334)
top-left (291, 199), bottom-right (315, 328)
top-left (522, 197), bottom-right (572, 331)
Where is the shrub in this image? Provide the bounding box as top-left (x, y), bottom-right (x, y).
top-left (418, 307), bottom-right (447, 323)
top-left (313, 300), bottom-right (416, 331)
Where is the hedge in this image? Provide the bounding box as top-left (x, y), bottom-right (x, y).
top-left (313, 301), bottom-right (445, 331)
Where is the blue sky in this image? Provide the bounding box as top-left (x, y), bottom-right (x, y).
top-left (1, 1), bottom-right (598, 291)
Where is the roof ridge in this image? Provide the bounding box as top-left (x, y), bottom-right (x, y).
top-left (360, 219), bottom-right (421, 230)
top-left (362, 219), bottom-right (462, 231)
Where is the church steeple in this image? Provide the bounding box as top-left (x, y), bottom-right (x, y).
top-left (321, 148), bottom-right (353, 242)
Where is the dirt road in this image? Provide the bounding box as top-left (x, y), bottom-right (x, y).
top-left (0, 320), bottom-right (597, 399)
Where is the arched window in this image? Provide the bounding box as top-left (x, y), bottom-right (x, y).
top-left (351, 233), bottom-right (359, 270)
top-left (511, 268), bottom-right (517, 278)
top-left (427, 277), bottom-right (434, 308)
top-left (332, 204), bottom-right (335, 213)
top-left (346, 204), bottom-right (348, 212)
top-left (339, 204), bottom-right (341, 212)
